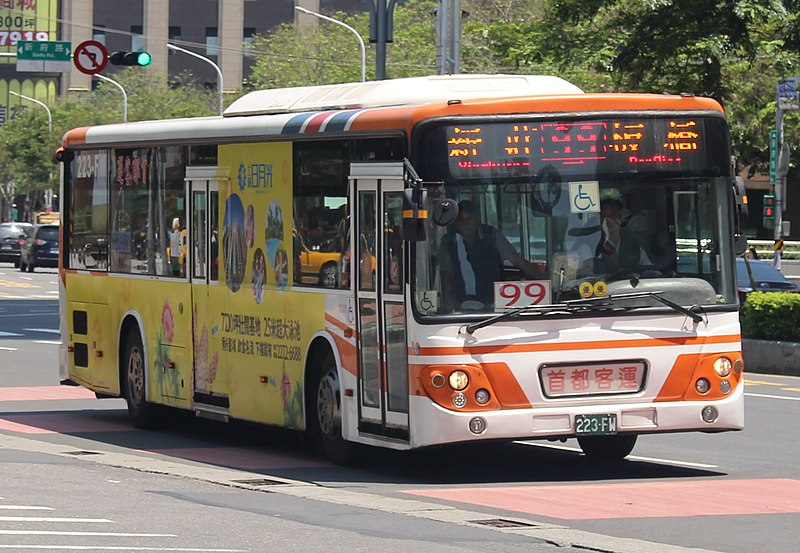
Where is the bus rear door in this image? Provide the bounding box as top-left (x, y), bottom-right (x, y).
top-left (187, 167), bottom-right (229, 419)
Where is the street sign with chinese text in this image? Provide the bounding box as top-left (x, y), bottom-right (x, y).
top-left (16, 40), bottom-right (71, 72)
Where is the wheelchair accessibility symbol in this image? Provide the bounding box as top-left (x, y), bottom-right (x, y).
top-left (569, 181), bottom-right (600, 214)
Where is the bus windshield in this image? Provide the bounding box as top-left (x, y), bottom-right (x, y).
top-left (412, 115), bottom-right (737, 317)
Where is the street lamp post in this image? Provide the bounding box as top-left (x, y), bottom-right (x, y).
top-left (168, 43), bottom-right (224, 115)
top-left (9, 90), bottom-right (52, 132)
top-left (295, 6), bottom-right (366, 82)
top-left (94, 73), bottom-right (128, 122)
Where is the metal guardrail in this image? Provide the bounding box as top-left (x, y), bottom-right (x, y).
top-left (748, 239), bottom-right (800, 259)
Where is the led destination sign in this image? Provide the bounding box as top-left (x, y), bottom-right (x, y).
top-left (445, 117), bottom-right (726, 178)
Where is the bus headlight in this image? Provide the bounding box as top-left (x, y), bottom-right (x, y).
top-left (469, 417), bottom-right (487, 434)
top-left (695, 378), bottom-right (710, 394)
top-left (431, 373), bottom-right (446, 388)
top-left (713, 357), bottom-right (732, 377)
top-left (449, 370), bottom-right (469, 391)
top-left (474, 389), bottom-right (491, 405)
top-left (720, 380), bottom-right (732, 394)
top-left (701, 406), bottom-right (718, 423)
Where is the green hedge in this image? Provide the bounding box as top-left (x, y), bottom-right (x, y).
top-left (741, 292), bottom-right (800, 341)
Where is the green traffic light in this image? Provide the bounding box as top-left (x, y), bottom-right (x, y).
top-left (136, 51), bottom-right (152, 66)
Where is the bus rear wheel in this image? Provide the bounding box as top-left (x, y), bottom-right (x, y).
top-left (310, 352), bottom-right (355, 465)
top-left (123, 327), bottom-right (156, 428)
top-left (577, 434), bottom-right (637, 462)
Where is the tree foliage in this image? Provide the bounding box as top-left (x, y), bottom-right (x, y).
top-left (0, 68), bottom-right (218, 221)
top-left (4, 0), bottom-right (800, 220)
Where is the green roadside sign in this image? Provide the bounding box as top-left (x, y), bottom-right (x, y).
top-left (15, 41), bottom-right (72, 72)
top-left (16, 40), bottom-right (72, 61)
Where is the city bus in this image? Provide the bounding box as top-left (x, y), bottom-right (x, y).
top-left (58, 74), bottom-right (746, 464)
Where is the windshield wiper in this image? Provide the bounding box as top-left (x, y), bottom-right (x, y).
top-left (566, 291), bottom-right (705, 323)
top-left (464, 290), bottom-right (704, 335)
top-left (464, 302), bottom-right (596, 334)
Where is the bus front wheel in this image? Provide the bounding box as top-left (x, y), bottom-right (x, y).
top-left (577, 434), bottom-right (637, 462)
top-left (123, 328), bottom-right (156, 429)
top-left (310, 352), bottom-right (355, 465)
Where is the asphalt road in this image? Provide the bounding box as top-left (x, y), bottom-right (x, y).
top-left (1, 264), bottom-right (798, 553)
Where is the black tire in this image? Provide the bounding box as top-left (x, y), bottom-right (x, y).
top-left (577, 434), bottom-right (637, 462)
top-left (308, 351), bottom-right (355, 465)
top-left (13, 258), bottom-right (19, 268)
top-left (123, 327), bottom-right (156, 428)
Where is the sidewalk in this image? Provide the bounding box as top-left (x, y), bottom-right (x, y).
top-left (742, 339), bottom-right (800, 376)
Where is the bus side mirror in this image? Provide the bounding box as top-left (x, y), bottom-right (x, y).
top-left (733, 176), bottom-right (748, 255)
top-left (54, 148), bottom-right (74, 164)
top-left (431, 198), bottom-right (459, 226)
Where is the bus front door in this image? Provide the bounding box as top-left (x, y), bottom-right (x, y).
top-left (188, 172), bottom-right (229, 417)
top-left (351, 163), bottom-right (409, 440)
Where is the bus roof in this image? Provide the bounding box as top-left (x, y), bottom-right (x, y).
top-left (223, 74), bottom-right (584, 117)
top-left (61, 75), bottom-right (725, 149)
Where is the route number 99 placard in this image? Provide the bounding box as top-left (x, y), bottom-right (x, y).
top-left (494, 280), bottom-right (552, 309)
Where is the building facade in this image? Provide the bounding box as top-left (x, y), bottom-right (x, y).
top-left (0, 0), bottom-right (369, 125)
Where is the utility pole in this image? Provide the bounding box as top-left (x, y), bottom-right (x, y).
top-left (775, 78), bottom-right (797, 269)
top-left (370, 0), bottom-right (398, 80)
top-left (435, 0), bottom-right (465, 74)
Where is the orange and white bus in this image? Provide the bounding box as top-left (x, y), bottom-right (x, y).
top-left (58, 74), bottom-right (746, 463)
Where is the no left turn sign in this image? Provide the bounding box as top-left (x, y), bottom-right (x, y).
top-left (74, 40), bottom-right (109, 75)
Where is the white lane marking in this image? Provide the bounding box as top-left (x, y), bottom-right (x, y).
top-left (34, 340), bottom-right (61, 345)
top-left (0, 516), bottom-right (112, 523)
top-left (22, 328), bottom-right (59, 334)
top-left (0, 546), bottom-right (246, 551)
top-left (0, 346), bottom-right (17, 351)
top-left (0, 530), bottom-right (175, 537)
top-left (0, 331), bottom-right (21, 337)
top-left (515, 441), bottom-right (719, 469)
top-left (745, 392), bottom-right (800, 401)
top-left (0, 506), bottom-right (53, 510)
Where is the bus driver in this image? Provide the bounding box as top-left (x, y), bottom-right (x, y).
top-left (439, 200), bottom-right (546, 312)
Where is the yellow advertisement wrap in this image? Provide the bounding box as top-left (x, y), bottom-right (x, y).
top-left (0, 0), bottom-right (58, 61)
top-left (213, 142), bottom-right (326, 427)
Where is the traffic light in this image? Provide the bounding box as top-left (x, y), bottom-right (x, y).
top-left (109, 51), bottom-right (152, 67)
top-left (763, 193), bottom-right (776, 226)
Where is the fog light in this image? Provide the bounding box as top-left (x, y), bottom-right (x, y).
top-left (474, 389), bottom-right (491, 405)
top-left (714, 357), bottom-right (732, 377)
top-left (695, 378), bottom-right (710, 394)
top-left (720, 380), bottom-right (731, 394)
top-left (453, 392), bottom-right (467, 408)
top-left (449, 370), bottom-right (469, 391)
top-left (733, 359), bottom-right (744, 374)
top-left (701, 405), bottom-right (718, 423)
top-left (431, 373), bottom-right (446, 388)
top-left (469, 417), bottom-right (487, 434)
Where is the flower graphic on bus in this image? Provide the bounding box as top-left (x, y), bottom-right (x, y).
top-left (193, 305), bottom-right (219, 392)
top-left (155, 300), bottom-right (180, 399)
top-left (279, 364), bottom-right (303, 430)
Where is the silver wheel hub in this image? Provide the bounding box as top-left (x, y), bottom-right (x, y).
top-left (317, 370), bottom-right (340, 437)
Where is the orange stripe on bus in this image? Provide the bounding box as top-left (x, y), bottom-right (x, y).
top-left (349, 94), bottom-right (725, 135)
top-left (415, 334), bottom-right (740, 357)
top-left (331, 332), bottom-right (357, 377)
